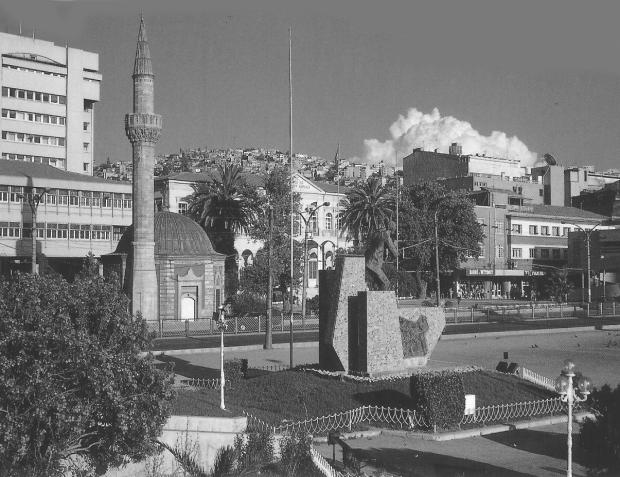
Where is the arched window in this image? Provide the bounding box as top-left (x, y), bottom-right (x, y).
top-left (325, 212), bottom-right (333, 230)
top-left (308, 252), bottom-right (318, 280)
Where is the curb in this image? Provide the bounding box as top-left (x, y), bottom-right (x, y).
top-left (154, 340), bottom-right (317, 356)
top-left (381, 411), bottom-right (594, 441)
top-left (313, 429), bottom-right (382, 443)
top-left (440, 326), bottom-right (598, 340)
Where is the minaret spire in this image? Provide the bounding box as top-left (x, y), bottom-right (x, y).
top-left (133, 15), bottom-right (153, 77)
top-left (125, 15), bottom-right (162, 321)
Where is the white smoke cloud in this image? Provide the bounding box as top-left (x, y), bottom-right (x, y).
top-left (361, 108), bottom-right (538, 167)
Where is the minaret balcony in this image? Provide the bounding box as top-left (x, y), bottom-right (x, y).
top-left (125, 113), bottom-right (162, 144)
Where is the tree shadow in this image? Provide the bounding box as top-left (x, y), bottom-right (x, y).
top-left (156, 355), bottom-right (219, 379)
top-left (353, 389), bottom-right (413, 408)
top-left (352, 447), bottom-right (530, 477)
top-left (484, 429), bottom-right (586, 465)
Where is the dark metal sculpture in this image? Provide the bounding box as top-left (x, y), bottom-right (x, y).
top-left (365, 223), bottom-right (398, 290)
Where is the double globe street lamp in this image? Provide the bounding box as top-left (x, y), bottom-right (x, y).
top-left (554, 359), bottom-right (592, 477)
top-left (214, 304), bottom-right (228, 410)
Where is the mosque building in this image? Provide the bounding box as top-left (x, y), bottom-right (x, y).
top-left (102, 17), bottom-right (225, 322)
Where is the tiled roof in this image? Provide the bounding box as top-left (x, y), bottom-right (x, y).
top-left (0, 159), bottom-right (129, 185)
top-left (305, 177), bottom-right (350, 195)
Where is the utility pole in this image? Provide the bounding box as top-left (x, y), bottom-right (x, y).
top-left (19, 188), bottom-right (49, 275)
top-left (264, 204), bottom-right (273, 349)
top-left (434, 208), bottom-right (441, 307)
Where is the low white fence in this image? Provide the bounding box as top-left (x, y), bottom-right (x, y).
top-left (245, 396), bottom-right (571, 436)
top-left (520, 367), bottom-right (556, 392)
top-left (245, 406), bottom-right (428, 435)
top-left (310, 446), bottom-right (350, 477)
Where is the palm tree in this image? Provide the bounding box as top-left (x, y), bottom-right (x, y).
top-left (187, 163), bottom-right (258, 294)
top-left (340, 176), bottom-right (396, 246)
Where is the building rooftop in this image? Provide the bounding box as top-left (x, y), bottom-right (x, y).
top-left (0, 159), bottom-right (129, 186)
top-left (156, 170), bottom-right (266, 188)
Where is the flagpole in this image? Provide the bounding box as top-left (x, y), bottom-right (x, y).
top-left (395, 150), bottom-right (399, 297)
top-left (288, 27), bottom-right (294, 369)
top-left (335, 143), bottom-right (340, 254)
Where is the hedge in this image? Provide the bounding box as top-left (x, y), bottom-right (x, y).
top-left (410, 370), bottom-right (465, 430)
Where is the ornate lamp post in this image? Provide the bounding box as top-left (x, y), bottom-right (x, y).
top-left (17, 187), bottom-right (50, 275)
top-left (554, 359), bottom-right (592, 477)
top-left (215, 304), bottom-right (228, 410)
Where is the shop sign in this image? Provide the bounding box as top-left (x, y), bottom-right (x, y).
top-left (525, 270), bottom-right (545, 276)
top-left (466, 269), bottom-right (494, 276)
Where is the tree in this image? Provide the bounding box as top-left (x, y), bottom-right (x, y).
top-left (245, 166), bottom-right (303, 302)
top-left (580, 383), bottom-right (620, 475)
top-left (0, 272), bottom-right (175, 476)
top-left (340, 176), bottom-right (396, 245)
top-left (544, 268), bottom-right (573, 303)
top-left (399, 182), bottom-right (484, 298)
top-left (187, 163), bottom-right (259, 296)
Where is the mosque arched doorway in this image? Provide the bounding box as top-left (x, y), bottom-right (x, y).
top-left (181, 292), bottom-right (197, 321)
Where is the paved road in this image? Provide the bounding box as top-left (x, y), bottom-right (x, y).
top-left (160, 328), bottom-right (620, 389)
top-left (152, 315), bottom-right (620, 351)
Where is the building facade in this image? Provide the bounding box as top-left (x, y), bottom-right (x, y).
top-left (0, 160), bottom-right (132, 276)
top-left (0, 32), bottom-right (101, 174)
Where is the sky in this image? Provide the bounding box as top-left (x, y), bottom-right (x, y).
top-left (3, 0), bottom-right (620, 172)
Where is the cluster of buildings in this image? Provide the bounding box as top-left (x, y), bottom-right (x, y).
top-left (1, 25), bottom-right (618, 320)
top-left (403, 146), bottom-right (620, 300)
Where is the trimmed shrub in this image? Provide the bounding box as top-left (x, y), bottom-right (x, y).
top-left (410, 370), bottom-right (466, 430)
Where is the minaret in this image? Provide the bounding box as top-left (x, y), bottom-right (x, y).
top-left (125, 15), bottom-right (162, 320)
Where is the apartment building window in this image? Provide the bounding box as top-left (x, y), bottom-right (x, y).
top-left (83, 163), bottom-right (89, 172)
top-left (83, 143), bottom-right (89, 152)
top-left (113, 226), bottom-right (127, 241)
top-left (45, 190), bottom-right (57, 206)
top-left (325, 213), bottom-right (333, 230)
top-left (563, 227), bottom-right (571, 236)
top-left (529, 248), bottom-right (536, 258)
top-left (529, 225), bottom-right (538, 235)
top-left (79, 225), bottom-right (91, 240)
top-left (36, 222), bottom-right (45, 239)
top-left (9, 186), bottom-right (22, 203)
top-left (122, 194), bottom-right (132, 209)
top-left (0, 186), bottom-right (8, 202)
top-left (102, 193), bottom-right (112, 208)
top-left (496, 245), bottom-right (504, 258)
top-left (2, 109), bottom-right (65, 125)
top-left (553, 249), bottom-right (561, 260)
top-left (80, 191), bottom-right (91, 207)
top-left (91, 192), bottom-right (101, 208)
top-left (552, 226), bottom-right (560, 237)
top-left (113, 193), bottom-right (123, 209)
top-left (541, 249), bottom-right (550, 258)
top-left (178, 202), bottom-right (188, 215)
top-left (46, 223), bottom-right (58, 239)
top-left (512, 247), bottom-right (522, 258)
top-left (83, 122), bottom-right (90, 131)
top-left (92, 225), bottom-right (110, 240)
top-left (1, 87), bottom-right (66, 104)
top-left (511, 224), bottom-right (522, 234)
top-left (69, 224), bottom-right (80, 239)
top-left (541, 226), bottom-right (550, 236)
top-left (2, 130), bottom-right (65, 146)
top-left (2, 153), bottom-right (65, 169)
top-left (69, 190), bottom-right (79, 207)
top-left (0, 222), bottom-right (20, 238)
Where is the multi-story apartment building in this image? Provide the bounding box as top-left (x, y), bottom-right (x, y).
top-left (0, 32), bottom-right (101, 174)
top-left (456, 203), bottom-right (607, 299)
top-left (0, 160), bottom-right (132, 276)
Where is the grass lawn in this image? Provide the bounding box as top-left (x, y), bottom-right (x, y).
top-left (173, 369), bottom-right (554, 425)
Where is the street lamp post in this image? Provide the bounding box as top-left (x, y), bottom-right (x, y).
top-left (215, 305), bottom-right (228, 410)
top-left (601, 255), bottom-right (606, 302)
top-left (562, 221), bottom-right (603, 304)
top-left (18, 188), bottom-right (50, 275)
top-left (434, 208), bottom-right (441, 307)
top-left (297, 201), bottom-right (330, 328)
top-left (264, 204), bottom-right (274, 349)
top-left (554, 359), bottom-right (591, 477)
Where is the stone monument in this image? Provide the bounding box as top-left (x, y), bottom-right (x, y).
top-left (319, 255), bottom-right (445, 376)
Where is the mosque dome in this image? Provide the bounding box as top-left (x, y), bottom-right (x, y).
top-left (115, 211), bottom-right (217, 257)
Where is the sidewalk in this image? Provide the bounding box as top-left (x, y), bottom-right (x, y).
top-left (314, 419), bottom-right (591, 477)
